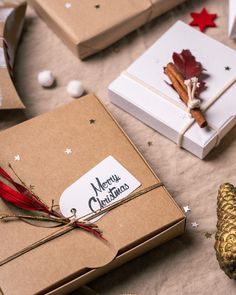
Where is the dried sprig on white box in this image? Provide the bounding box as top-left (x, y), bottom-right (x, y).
top-left (109, 21), bottom-right (236, 159)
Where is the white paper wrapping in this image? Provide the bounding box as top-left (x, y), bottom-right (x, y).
top-left (109, 21), bottom-right (236, 159)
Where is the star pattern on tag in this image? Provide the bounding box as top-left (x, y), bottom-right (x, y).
top-left (225, 66), bottom-right (231, 71)
top-left (183, 205), bottom-right (191, 213)
top-left (191, 221), bottom-right (199, 229)
top-left (189, 8), bottom-right (217, 32)
top-left (14, 154), bottom-right (21, 161)
top-left (64, 148), bottom-right (72, 155)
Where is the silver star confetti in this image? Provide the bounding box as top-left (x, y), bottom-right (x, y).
top-left (183, 205), bottom-right (191, 213)
top-left (191, 221), bottom-right (199, 229)
top-left (64, 148), bottom-right (72, 155)
top-left (65, 2), bottom-right (71, 8)
top-left (14, 154), bottom-right (21, 161)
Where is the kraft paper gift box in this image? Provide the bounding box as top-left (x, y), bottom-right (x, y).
top-left (0, 94), bottom-right (185, 295)
top-left (229, 0), bottom-right (236, 39)
top-left (109, 21), bottom-right (236, 159)
top-left (0, 1), bottom-right (26, 110)
top-left (28, 0), bottom-right (186, 60)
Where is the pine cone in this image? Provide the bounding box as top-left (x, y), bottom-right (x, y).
top-left (215, 183), bottom-right (236, 279)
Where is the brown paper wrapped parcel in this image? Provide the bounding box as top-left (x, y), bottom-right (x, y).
top-left (29, 0), bottom-right (186, 59)
top-left (0, 1), bottom-right (26, 110)
top-left (0, 94), bottom-right (185, 295)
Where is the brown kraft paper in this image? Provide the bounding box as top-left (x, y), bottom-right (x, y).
top-left (0, 94), bottom-right (185, 294)
top-left (0, 1), bottom-right (26, 110)
top-left (29, 0), bottom-right (186, 59)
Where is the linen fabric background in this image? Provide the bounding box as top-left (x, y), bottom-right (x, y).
top-left (1, 0), bottom-right (236, 294)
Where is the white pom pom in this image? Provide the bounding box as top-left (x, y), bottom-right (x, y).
top-left (67, 80), bottom-right (84, 98)
top-left (37, 70), bottom-right (55, 87)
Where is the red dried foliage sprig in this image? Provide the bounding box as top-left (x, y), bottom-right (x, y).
top-left (0, 165), bottom-right (103, 239)
top-left (164, 49), bottom-right (207, 128)
top-left (172, 49), bottom-right (206, 96)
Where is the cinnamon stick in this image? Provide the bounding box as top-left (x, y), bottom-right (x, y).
top-left (166, 63), bottom-right (187, 92)
top-left (164, 63), bottom-right (207, 128)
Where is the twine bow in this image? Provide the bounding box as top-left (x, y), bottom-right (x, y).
top-left (184, 77), bottom-right (201, 113)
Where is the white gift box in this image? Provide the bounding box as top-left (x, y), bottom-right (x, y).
top-left (229, 0), bottom-right (236, 39)
top-left (109, 21), bottom-right (236, 159)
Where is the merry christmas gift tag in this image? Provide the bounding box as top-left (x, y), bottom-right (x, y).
top-left (59, 156), bottom-right (141, 220)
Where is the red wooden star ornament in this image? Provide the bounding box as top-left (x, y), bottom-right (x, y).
top-left (189, 8), bottom-right (217, 32)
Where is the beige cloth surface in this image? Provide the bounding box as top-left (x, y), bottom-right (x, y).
top-left (1, 0), bottom-right (236, 294)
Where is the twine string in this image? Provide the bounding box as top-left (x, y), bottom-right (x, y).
top-left (177, 75), bottom-right (236, 146)
top-left (122, 71), bottom-right (236, 148)
top-left (184, 78), bottom-right (201, 112)
top-left (0, 182), bottom-right (163, 267)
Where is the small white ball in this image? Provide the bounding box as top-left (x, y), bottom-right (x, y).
top-left (67, 80), bottom-right (84, 98)
top-left (37, 70), bottom-right (55, 87)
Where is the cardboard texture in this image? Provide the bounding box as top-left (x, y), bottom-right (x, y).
top-left (0, 94), bottom-right (185, 295)
top-left (28, 0), bottom-right (186, 59)
top-left (109, 21), bottom-right (236, 159)
top-left (0, 1), bottom-right (26, 110)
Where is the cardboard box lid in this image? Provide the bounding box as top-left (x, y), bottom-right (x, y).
top-left (0, 94), bottom-right (184, 294)
top-left (29, 0), bottom-right (185, 58)
top-left (30, 0), bottom-right (150, 44)
top-left (0, 2), bottom-right (26, 110)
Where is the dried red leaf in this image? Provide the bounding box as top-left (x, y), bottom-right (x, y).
top-left (0, 166), bottom-right (53, 215)
top-left (172, 49), bottom-right (204, 79)
top-left (0, 166), bottom-right (105, 239)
